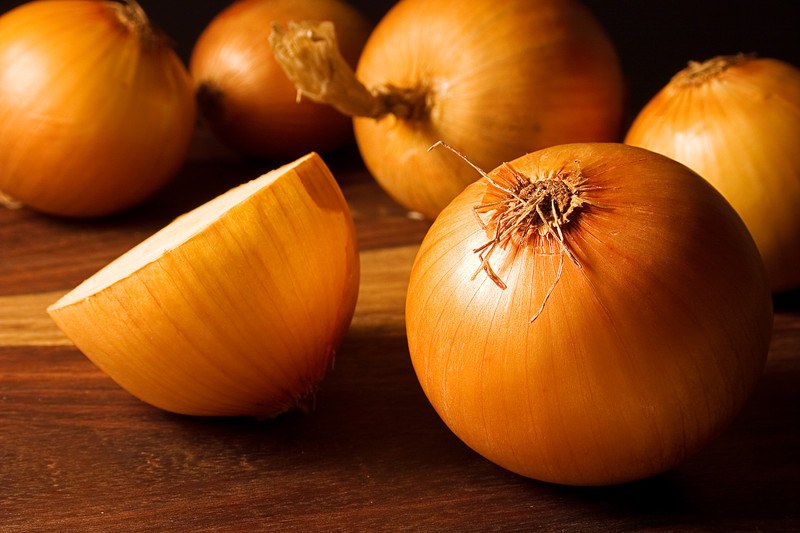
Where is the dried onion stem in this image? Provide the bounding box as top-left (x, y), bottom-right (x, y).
top-left (269, 21), bottom-right (427, 120)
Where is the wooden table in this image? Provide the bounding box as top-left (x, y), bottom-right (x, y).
top-left (2, 131), bottom-right (799, 532)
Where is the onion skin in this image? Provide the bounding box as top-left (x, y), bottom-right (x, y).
top-left (0, 1), bottom-right (196, 218)
top-left (190, 0), bottom-right (372, 159)
top-left (353, 0), bottom-right (625, 218)
top-left (48, 153), bottom-right (359, 418)
top-left (406, 143), bottom-right (772, 486)
top-left (625, 55), bottom-right (800, 293)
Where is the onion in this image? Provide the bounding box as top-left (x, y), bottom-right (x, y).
top-left (190, 0), bottom-right (372, 159)
top-left (271, 0), bottom-right (625, 219)
top-left (625, 54), bottom-right (800, 293)
top-left (0, 0), bottom-right (196, 218)
top-left (406, 142), bottom-right (772, 486)
top-left (48, 153), bottom-right (360, 418)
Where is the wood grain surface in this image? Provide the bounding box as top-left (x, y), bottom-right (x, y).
top-left (2, 131), bottom-right (799, 532)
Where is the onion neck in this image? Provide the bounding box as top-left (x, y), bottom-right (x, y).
top-left (112, 0), bottom-right (165, 51)
top-left (672, 53), bottom-right (752, 87)
top-left (270, 21), bottom-right (429, 121)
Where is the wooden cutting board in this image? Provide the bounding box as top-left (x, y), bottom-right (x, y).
top-left (2, 131), bottom-right (799, 532)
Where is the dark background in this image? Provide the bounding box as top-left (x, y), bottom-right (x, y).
top-left (1, 0), bottom-right (798, 125)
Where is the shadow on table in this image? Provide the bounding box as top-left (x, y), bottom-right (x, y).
top-left (154, 325), bottom-right (798, 530)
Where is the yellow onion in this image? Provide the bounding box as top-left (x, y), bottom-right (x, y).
top-left (190, 0), bottom-right (372, 159)
top-left (625, 54), bottom-right (800, 293)
top-left (406, 143), bottom-right (772, 486)
top-left (271, 0), bottom-right (625, 219)
top-left (48, 153), bottom-right (359, 418)
top-left (0, 0), bottom-right (196, 218)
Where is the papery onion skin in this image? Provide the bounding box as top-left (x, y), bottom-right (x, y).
top-left (353, 0), bottom-right (625, 219)
top-left (0, 0), bottom-right (196, 218)
top-left (190, 0), bottom-right (372, 159)
top-left (48, 153), bottom-right (359, 418)
top-left (625, 55), bottom-right (800, 293)
top-left (406, 143), bottom-right (772, 486)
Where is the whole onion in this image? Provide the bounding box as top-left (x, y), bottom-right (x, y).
top-left (190, 0), bottom-right (372, 159)
top-left (406, 142), bottom-right (772, 485)
top-left (625, 54), bottom-right (800, 293)
top-left (272, 0), bottom-right (625, 218)
top-left (0, 0), bottom-right (195, 217)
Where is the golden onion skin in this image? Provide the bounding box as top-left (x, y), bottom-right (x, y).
top-left (406, 143), bottom-right (772, 486)
top-left (354, 0), bottom-right (625, 219)
top-left (626, 55), bottom-right (800, 293)
top-left (49, 153), bottom-right (359, 418)
top-left (0, 1), bottom-right (195, 217)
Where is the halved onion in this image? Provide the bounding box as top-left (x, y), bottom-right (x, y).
top-left (49, 153), bottom-right (360, 418)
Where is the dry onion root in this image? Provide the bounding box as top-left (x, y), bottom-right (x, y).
top-left (48, 153), bottom-right (360, 418)
top-left (0, 0), bottom-right (196, 217)
top-left (406, 143), bottom-right (772, 486)
top-left (625, 54), bottom-right (800, 293)
top-left (271, 0), bottom-right (625, 219)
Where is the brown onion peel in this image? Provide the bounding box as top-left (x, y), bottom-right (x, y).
top-left (406, 143), bottom-right (772, 486)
